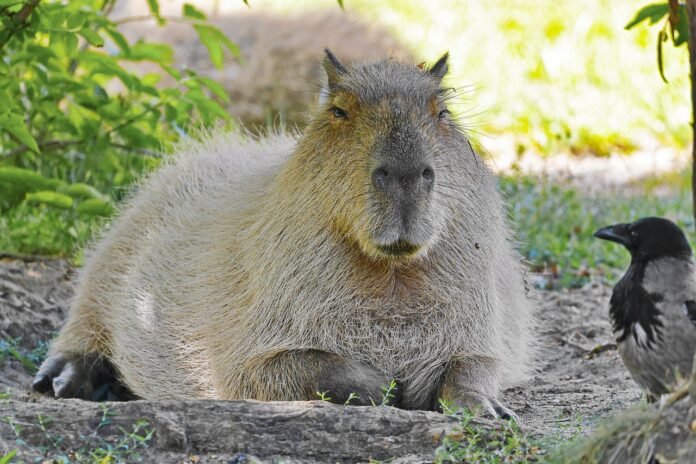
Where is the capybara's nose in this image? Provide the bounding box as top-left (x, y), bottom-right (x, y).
top-left (372, 164), bottom-right (434, 194)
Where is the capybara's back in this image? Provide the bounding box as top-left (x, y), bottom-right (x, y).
top-left (34, 51), bottom-right (534, 419)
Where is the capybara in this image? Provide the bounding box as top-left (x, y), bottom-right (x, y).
top-left (33, 50), bottom-right (534, 419)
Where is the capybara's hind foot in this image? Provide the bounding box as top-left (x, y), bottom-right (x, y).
top-left (32, 353), bottom-right (134, 401)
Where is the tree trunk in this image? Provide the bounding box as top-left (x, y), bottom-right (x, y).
top-left (687, 0), bottom-right (696, 224)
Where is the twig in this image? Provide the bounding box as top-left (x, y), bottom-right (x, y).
top-left (2, 139), bottom-right (81, 157)
top-left (0, 0), bottom-right (41, 50)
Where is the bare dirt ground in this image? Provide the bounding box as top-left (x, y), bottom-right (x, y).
top-left (0, 258), bottom-right (643, 461)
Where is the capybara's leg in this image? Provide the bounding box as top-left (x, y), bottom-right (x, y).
top-left (245, 350), bottom-right (397, 406)
top-left (438, 355), bottom-right (518, 422)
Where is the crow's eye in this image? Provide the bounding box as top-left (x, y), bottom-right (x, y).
top-left (331, 107), bottom-right (348, 119)
top-left (438, 109), bottom-right (451, 120)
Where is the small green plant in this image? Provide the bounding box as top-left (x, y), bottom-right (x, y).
top-left (4, 406), bottom-right (154, 463)
top-left (434, 409), bottom-right (545, 463)
top-left (375, 379), bottom-right (398, 407)
top-left (316, 390), bottom-right (332, 402)
top-left (343, 392), bottom-right (360, 406)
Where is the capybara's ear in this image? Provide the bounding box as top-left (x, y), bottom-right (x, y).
top-left (323, 48), bottom-right (348, 91)
top-left (428, 52), bottom-right (449, 82)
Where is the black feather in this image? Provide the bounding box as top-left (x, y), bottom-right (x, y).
top-left (609, 260), bottom-right (664, 348)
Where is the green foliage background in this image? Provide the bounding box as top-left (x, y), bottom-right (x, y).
top-left (0, 0), bottom-right (237, 256)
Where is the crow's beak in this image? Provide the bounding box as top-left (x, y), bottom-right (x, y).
top-left (594, 224), bottom-right (631, 247)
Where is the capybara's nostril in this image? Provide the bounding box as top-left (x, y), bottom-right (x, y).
top-left (422, 167), bottom-right (434, 183)
top-left (372, 167), bottom-right (389, 190)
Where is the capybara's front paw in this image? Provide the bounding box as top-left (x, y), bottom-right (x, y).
top-left (33, 353), bottom-right (92, 399)
top-left (32, 353), bottom-right (118, 400)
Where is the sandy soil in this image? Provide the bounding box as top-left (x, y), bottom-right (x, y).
top-left (0, 258), bottom-right (641, 440)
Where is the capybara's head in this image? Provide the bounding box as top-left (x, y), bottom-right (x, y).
top-left (298, 49), bottom-right (470, 262)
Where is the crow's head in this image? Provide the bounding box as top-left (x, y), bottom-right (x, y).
top-left (594, 217), bottom-right (692, 261)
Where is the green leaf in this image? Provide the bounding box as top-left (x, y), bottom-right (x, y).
top-left (25, 191), bottom-right (74, 209)
top-left (147, 0), bottom-right (164, 24)
top-left (79, 28), bottom-right (104, 47)
top-left (186, 88), bottom-right (229, 120)
top-left (66, 11), bottom-right (86, 29)
top-left (193, 24), bottom-right (240, 69)
top-left (183, 3), bottom-right (206, 20)
top-left (147, 0), bottom-right (160, 17)
top-left (105, 28), bottom-right (131, 54)
top-left (194, 24), bottom-right (224, 69)
top-left (81, 51), bottom-right (136, 88)
top-left (125, 42), bottom-right (174, 63)
top-left (49, 30), bottom-right (78, 55)
top-left (198, 76), bottom-right (230, 102)
top-left (337, 0), bottom-right (344, 10)
top-left (164, 103), bottom-right (178, 122)
top-left (161, 64), bottom-right (182, 80)
top-left (657, 28), bottom-right (668, 83)
top-left (625, 3), bottom-right (670, 29)
top-left (0, 450), bottom-right (17, 464)
top-left (0, 113), bottom-right (39, 153)
top-left (77, 198), bottom-right (115, 216)
top-left (0, 166), bottom-right (65, 191)
top-left (58, 183), bottom-right (108, 201)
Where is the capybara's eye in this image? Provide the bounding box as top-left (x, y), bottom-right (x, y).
top-left (331, 107), bottom-right (348, 119)
top-left (438, 109), bottom-right (451, 120)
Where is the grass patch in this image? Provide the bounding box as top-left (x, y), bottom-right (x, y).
top-left (502, 173), bottom-right (693, 288)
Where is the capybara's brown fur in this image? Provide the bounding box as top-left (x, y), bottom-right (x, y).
top-left (34, 51), bottom-right (534, 418)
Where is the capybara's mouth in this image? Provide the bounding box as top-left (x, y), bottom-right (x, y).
top-left (375, 240), bottom-right (421, 257)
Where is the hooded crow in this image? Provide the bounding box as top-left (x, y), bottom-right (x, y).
top-left (594, 217), bottom-right (696, 401)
